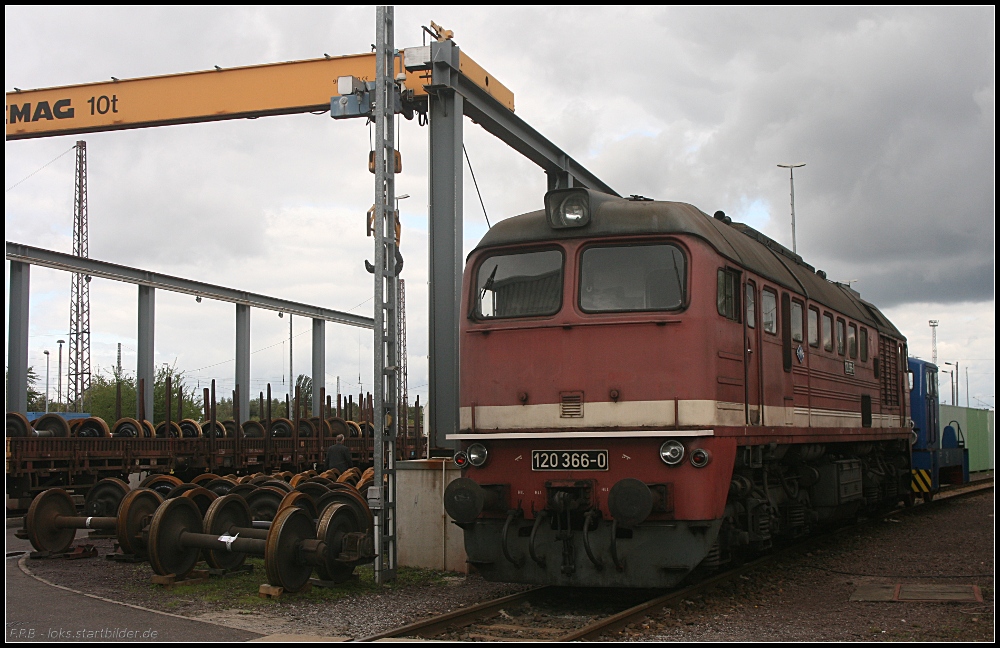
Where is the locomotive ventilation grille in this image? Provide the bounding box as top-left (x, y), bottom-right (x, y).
top-left (560, 391), bottom-right (584, 418)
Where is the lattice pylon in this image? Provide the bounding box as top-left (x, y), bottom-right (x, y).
top-left (67, 140), bottom-right (91, 412)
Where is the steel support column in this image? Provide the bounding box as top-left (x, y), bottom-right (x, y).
top-left (312, 318), bottom-right (325, 417)
top-left (137, 285), bottom-right (155, 421)
top-left (427, 42), bottom-right (464, 452)
top-left (236, 304), bottom-right (250, 425)
top-left (7, 261), bottom-right (30, 414)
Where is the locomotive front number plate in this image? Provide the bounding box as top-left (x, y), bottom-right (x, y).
top-left (531, 450), bottom-right (608, 471)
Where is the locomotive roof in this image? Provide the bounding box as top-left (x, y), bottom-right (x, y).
top-left (472, 196), bottom-right (904, 339)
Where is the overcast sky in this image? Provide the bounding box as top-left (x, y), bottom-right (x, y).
top-left (5, 6), bottom-right (994, 411)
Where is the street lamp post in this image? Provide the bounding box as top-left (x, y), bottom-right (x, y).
top-left (777, 163), bottom-right (805, 254)
top-left (57, 339), bottom-right (65, 412)
top-left (944, 361), bottom-right (960, 406)
top-left (43, 350), bottom-right (50, 413)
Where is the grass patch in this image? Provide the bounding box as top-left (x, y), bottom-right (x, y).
top-left (148, 558), bottom-right (457, 608)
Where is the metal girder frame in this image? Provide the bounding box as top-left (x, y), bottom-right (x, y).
top-left (423, 39), bottom-right (618, 450)
top-left (5, 241), bottom-right (372, 419)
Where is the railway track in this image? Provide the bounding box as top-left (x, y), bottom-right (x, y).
top-left (360, 478), bottom-right (993, 642)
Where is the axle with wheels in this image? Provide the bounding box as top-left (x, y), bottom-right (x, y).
top-left (25, 487), bottom-right (163, 559)
top-left (146, 494), bottom-right (372, 592)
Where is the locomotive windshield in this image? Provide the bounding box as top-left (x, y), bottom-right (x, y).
top-left (580, 244), bottom-right (685, 312)
top-left (476, 249), bottom-right (563, 319)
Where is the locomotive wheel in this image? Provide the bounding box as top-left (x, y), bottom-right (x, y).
top-left (295, 481), bottom-right (331, 500)
top-left (326, 417), bottom-right (351, 438)
top-left (76, 417), bottom-right (111, 438)
top-left (83, 477), bottom-right (130, 517)
top-left (314, 502), bottom-right (361, 583)
top-left (191, 473), bottom-right (220, 487)
top-left (141, 420), bottom-right (156, 438)
top-left (178, 419), bottom-right (203, 438)
top-left (361, 467), bottom-right (375, 481)
top-left (346, 421), bottom-right (363, 437)
top-left (316, 489), bottom-right (373, 532)
top-left (147, 497), bottom-right (203, 578)
top-left (245, 486), bottom-right (286, 522)
top-left (306, 476), bottom-right (336, 488)
top-left (236, 475), bottom-right (255, 484)
top-left (32, 413), bottom-right (71, 438)
top-left (249, 474), bottom-right (278, 486)
top-left (204, 479), bottom-right (236, 497)
top-left (227, 484), bottom-right (258, 500)
top-left (141, 475), bottom-right (184, 498)
top-left (181, 487), bottom-right (219, 516)
top-left (200, 420), bottom-right (226, 438)
top-left (7, 412), bottom-right (32, 437)
top-left (154, 421), bottom-right (182, 438)
top-left (336, 469), bottom-right (360, 487)
top-left (277, 471), bottom-right (295, 482)
top-left (260, 479), bottom-right (292, 493)
top-left (202, 495), bottom-right (251, 571)
top-left (111, 417), bottom-right (143, 438)
top-left (320, 469), bottom-right (341, 481)
top-left (242, 420), bottom-right (266, 438)
top-left (297, 420), bottom-right (315, 438)
top-left (269, 418), bottom-right (293, 438)
top-left (289, 474), bottom-right (307, 489)
top-left (116, 488), bottom-right (164, 559)
top-left (165, 483), bottom-right (201, 499)
top-left (26, 488), bottom-right (77, 554)
top-left (264, 506), bottom-right (315, 593)
top-left (278, 491), bottom-right (318, 519)
top-left (223, 421), bottom-right (242, 437)
top-left (68, 419), bottom-right (86, 435)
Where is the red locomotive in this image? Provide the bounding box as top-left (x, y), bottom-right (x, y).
top-left (444, 188), bottom-right (912, 587)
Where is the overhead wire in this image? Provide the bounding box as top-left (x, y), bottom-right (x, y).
top-left (463, 144), bottom-right (491, 229)
top-left (5, 145), bottom-right (75, 193)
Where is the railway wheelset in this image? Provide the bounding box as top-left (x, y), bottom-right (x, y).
top-left (20, 466), bottom-right (376, 592)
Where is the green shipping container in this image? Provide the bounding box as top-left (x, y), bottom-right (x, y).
top-left (940, 405), bottom-right (995, 473)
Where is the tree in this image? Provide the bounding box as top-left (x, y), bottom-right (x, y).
top-left (83, 362), bottom-right (202, 424)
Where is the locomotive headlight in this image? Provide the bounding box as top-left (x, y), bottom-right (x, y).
top-left (690, 448), bottom-right (711, 468)
top-left (544, 188), bottom-right (592, 229)
top-left (467, 443), bottom-right (488, 467)
top-left (659, 440), bottom-right (685, 466)
top-left (454, 451), bottom-right (469, 468)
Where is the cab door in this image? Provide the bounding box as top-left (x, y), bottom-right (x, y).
top-left (744, 280), bottom-right (762, 424)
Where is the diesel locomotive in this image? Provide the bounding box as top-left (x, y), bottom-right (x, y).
top-left (444, 188), bottom-right (914, 587)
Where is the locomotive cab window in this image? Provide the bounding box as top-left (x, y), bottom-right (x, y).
top-left (860, 327), bottom-right (869, 362)
top-left (836, 318), bottom-right (846, 356)
top-left (717, 268), bottom-right (741, 322)
top-left (808, 307), bottom-right (819, 347)
top-left (476, 249), bottom-right (563, 319)
top-left (581, 244), bottom-right (685, 313)
top-left (822, 313), bottom-right (833, 351)
top-left (791, 300), bottom-right (804, 343)
top-left (848, 323), bottom-right (858, 359)
top-left (762, 289), bottom-right (778, 335)
top-left (745, 281), bottom-right (756, 328)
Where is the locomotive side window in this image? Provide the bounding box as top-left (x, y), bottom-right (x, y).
top-left (836, 318), bottom-right (846, 355)
top-left (745, 282), bottom-right (756, 328)
top-left (791, 301), bottom-right (804, 343)
top-left (476, 249), bottom-right (563, 319)
top-left (822, 313), bottom-right (833, 351)
top-left (581, 244), bottom-right (685, 312)
top-left (860, 327), bottom-right (869, 361)
top-left (848, 323), bottom-right (858, 359)
top-left (717, 268), bottom-right (741, 321)
top-left (762, 289), bottom-right (778, 335)
top-left (808, 307), bottom-right (819, 347)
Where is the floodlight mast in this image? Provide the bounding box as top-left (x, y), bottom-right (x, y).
top-left (777, 163), bottom-right (805, 254)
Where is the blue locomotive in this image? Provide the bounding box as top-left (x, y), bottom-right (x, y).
top-left (907, 357), bottom-right (970, 502)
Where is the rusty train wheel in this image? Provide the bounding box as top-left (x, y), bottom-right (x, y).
top-left (83, 478), bottom-right (130, 517)
top-left (26, 488), bottom-right (77, 553)
top-left (111, 417), bottom-right (143, 438)
top-left (355, 478), bottom-right (373, 495)
top-left (320, 469), bottom-right (341, 481)
top-left (140, 420), bottom-right (156, 438)
top-left (154, 421), bottom-right (182, 438)
top-left (306, 475), bottom-right (337, 487)
top-left (242, 420), bottom-right (266, 438)
top-left (289, 473), bottom-right (307, 489)
top-left (294, 481), bottom-right (330, 500)
top-left (147, 497), bottom-right (202, 578)
top-left (32, 413), bottom-right (71, 438)
top-left (249, 474), bottom-right (277, 486)
top-left (204, 478), bottom-right (236, 497)
top-left (244, 486), bottom-right (286, 522)
top-left (346, 421), bottom-right (363, 437)
top-left (191, 473), bottom-right (220, 486)
top-left (278, 491), bottom-right (318, 520)
top-left (141, 475), bottom-right (183, 498)
top-left (315, 488), bottom-right (373, 533)
top-left (76, 417), bottom-right (111, 438)
top-left (260, 479), bottom-right (292, 493)
top-left (222, 421), bottom-right (242, 437)
top-left (326, 417), bottom-right (351, 437)
top-left (116, 488), bottom-right (163, 559)
top-left (178, 419), bottom-right (203, 438)
top-left (269, 418), bottom-right (293, 438)
top-left (314, 502), bottom-right (361, 583)
top-left (165, 483), bottom-right (200, 499)
top-left (200, 420), bottom-right (226, 438)
top-left (6, 412), bottom-right (32, 437)
top-left (227, 484), bottom-right (258, 500)
top-left (202, 495), bottom-right (251, 571)
top-left (181, 487), bottom-right (218, 516)
top-left (265, 506), bottom-right (314, 593)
